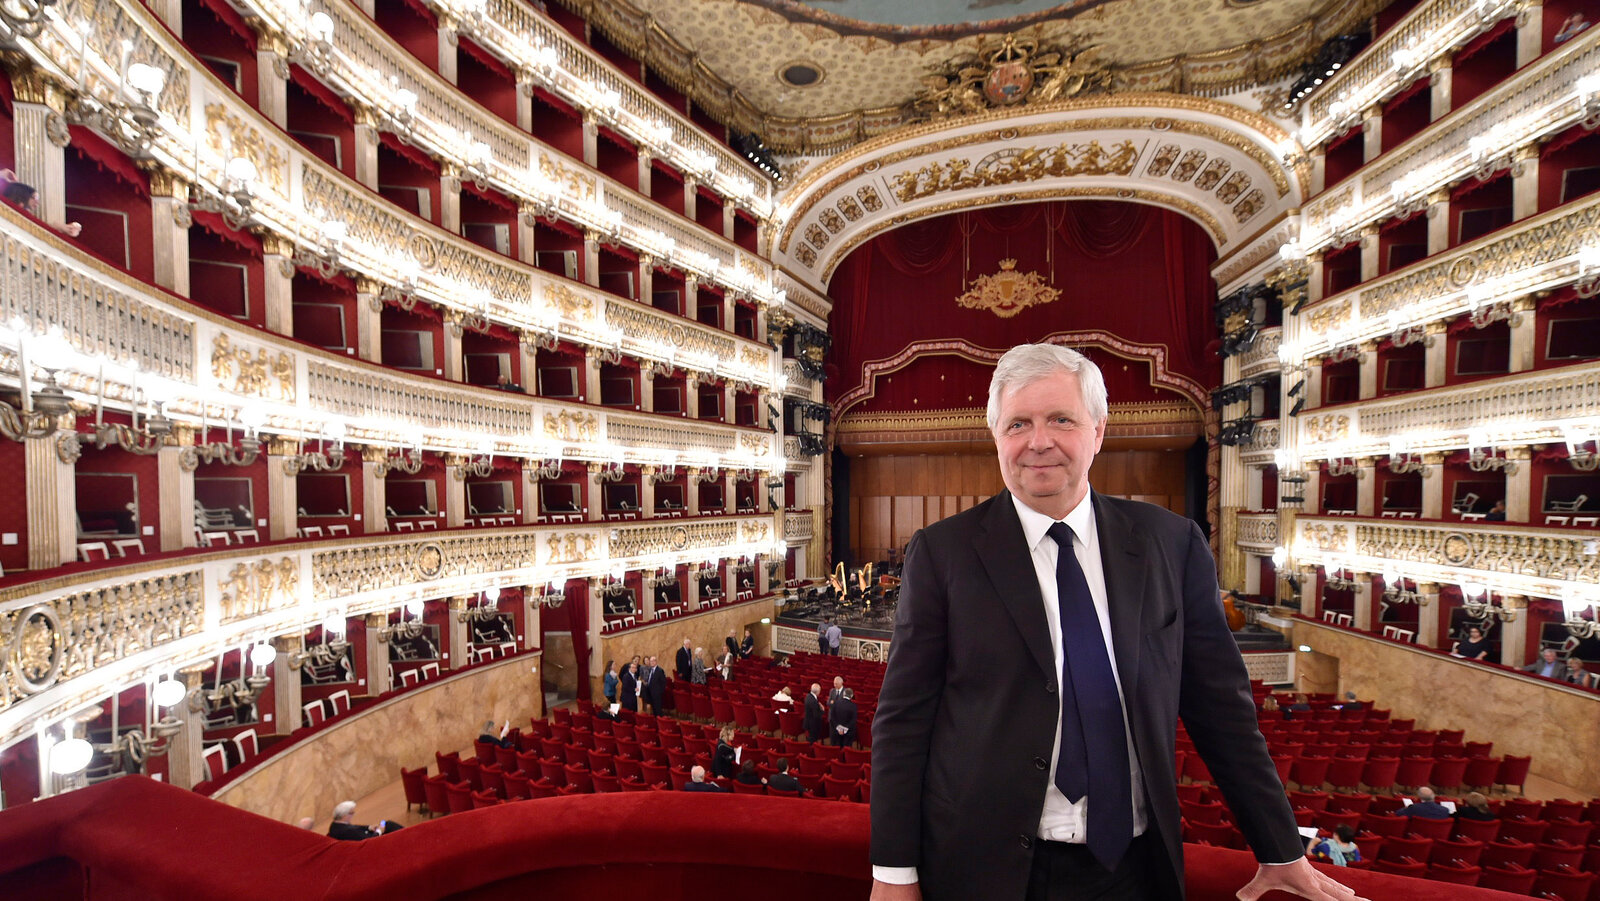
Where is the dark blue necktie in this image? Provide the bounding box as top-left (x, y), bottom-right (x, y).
top-left (1046, 521), bottom-right (1133, 872)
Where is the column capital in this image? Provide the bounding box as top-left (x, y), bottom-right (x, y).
top-left (145, 169), bottom-right (188, 199)
top-left (1422, 452), bottom-right (1448, 465)
top-left (352, 103), bottom-right (381, 127)
top-left (7, 66), bottom-right (68, 110)
top-left (1507, 446), bottom-right (1532, 461)
top-left (448, 595), bottom-right (472, 611)
top-left (1427, 53), bottom-right (1454, 74)
top-left (355, 276), bottom-right (383, 295)
top-left (266, 436), bottom-right (299, 456)
top-left (1503, 594), bottom-right (1529, 610)
top-left (272, 634), bottom-right (302, 653)
top-left (261, 234), bottom-right (295, 257)
top-left (365, 612), bottom-right (388, 628)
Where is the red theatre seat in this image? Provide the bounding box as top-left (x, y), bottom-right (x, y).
top-left (400, 766), bottom-right (429, 812)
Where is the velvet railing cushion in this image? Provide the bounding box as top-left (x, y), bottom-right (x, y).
top-left (0, 776), bottom-right (1534, 901)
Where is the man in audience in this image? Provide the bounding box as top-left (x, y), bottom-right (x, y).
top-left (643, 655), bottom-right (668, 713)
top-left (327, 800), bottom-right (399, 839)
top-left (739, 627), bottom-right (755, 658)
top-left (1525, 647), bottom-right (1563, 679)
top-left (829, 686), bottom-right (858, 747)
top-left (682, 764), bottom-right (726, 792)
top-left (1484, 499), bottom-right (1507, 521)
top-left (1337, 692), bottom-right (1363, 711)
top-left (477, 719), bottom-right (513, 749)
top-left (804, 682), bottom-right (827, 742)
top-left (676, 638), bottom-right (693, 680)
top-left (829, 675), bottom-right (846, 706)
top-left (1400, 786), bottom-right (1452, 819)
top-left (768, 757), bottom-right (803, 794)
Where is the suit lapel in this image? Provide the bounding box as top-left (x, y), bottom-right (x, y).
top-left (976, 491), bottom-right (1056, 681)
top-left (1093, 493), bottom-right (1149, 700)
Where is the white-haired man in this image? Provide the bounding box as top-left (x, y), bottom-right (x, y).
top-left (327, 800), bottom-right (397, 840)
top-left (870, 343), bottom-right (1362, 901)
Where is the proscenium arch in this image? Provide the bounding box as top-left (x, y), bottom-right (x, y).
top-left (770, 92), bottom-right (1307, 292)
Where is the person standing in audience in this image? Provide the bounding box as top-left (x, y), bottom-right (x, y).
top-left (1455, 792), bottom-right (1496, 821)
top-left (691, 647), bottom-right (709, 685)
top-left (804, 682), bottom-right (827, 742)
top-left (682, 764), bottom-right (726, 792)
top-left (619, 661), bottom-right (640, 713)
top-left (643, 655), bottom-right (668, 713)
top-left (676, 638), bottom-right (693, 681)
top-left (1563, 655), bottom-right (1594, 689)
top-left (829, 686), bottom-right (857, 747)
top-left (740, 628), bottom-right (755, 659)
top-left (725, 630), bottom-right (741, 661)
top-left (869, 344), bottom-right (1353, 901)
top-left (1452, 625), bottom-right (1491, 661)
top-left (1400, 786), bottom-right (1452, 818)
top-left (712, 726), bottom-right (739, 778)
top-left (1524, 647), bottom-right (1563, 679)
top-left (829, 675), bottom-right (846, 706)
top-left (825, 617), bottom-right (843, 655)
top-left (602, 660), bottom-right (619, 705)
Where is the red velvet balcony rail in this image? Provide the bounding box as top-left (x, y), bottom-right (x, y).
top-left (0, 777), bottom-right (1527, 900)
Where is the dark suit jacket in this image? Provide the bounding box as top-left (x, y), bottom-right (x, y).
top-left (681, 781), bottom-right (726, 792)
top-left (869, 491), bottom-right (1299, 900)
top-left (619, 669), bottom-right (639, 711)
top-left (803, 692), bottom-right (827, 741)
top-left (643, 666), bottom-right (667, 707)
top-left (328, 821), bottom-right (379, 841)
top-left (829, 696), bottom-right (857, 745)
top-left (676, 647), bottom-right (692, 680)
top-left (767, 771), bottom-right (803, 793)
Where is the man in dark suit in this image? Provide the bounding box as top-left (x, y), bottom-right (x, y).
top-left (803, 682), bottom-right (827, 742)
top-left (681, 765), bottom-right (726, 792)
top-left (326, 800), bottom-right (398, 840)
top-left (767, 757), bottom-right (803, 794)
top-left (642, 655), bottom-right (667, 715)
top-left (618, 661), bottom-right (639, 713)
top-left (829, 686), bottom-right (857, 747)
top-left (676, 638), bottom-right (693, 681)
top-left (869, 344), bottom-right (1359, 901)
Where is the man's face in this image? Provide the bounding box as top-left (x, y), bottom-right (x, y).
top-left (992, 370), bottom-right (1105, 520)
top-left (833, 677), bottom-right (843, 689)
top-left (1544, 649), bottom-right (1559, 663)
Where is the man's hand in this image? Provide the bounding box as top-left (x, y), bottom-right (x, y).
top-left (1238, 859), bottom-right (1367, 901)
top-left (870, 879), bottom-right (922, 900)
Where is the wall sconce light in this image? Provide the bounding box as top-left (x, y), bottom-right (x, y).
top-left (188, 156), bottom-right (259, 231)
top-left (291, 218), bottom-right (349, 279)
top-left (1564, 427), bottom-right (1599, 472)
top-left (1460, 581), bottom-right (1514, 622)
top-left (379, 444), bottom-right (424, 476)
top-left (459, 587), bottom-right (503, 624)
top-left (1467, 431), bottom-right (1514, 472)
top-left (378, 600), bottom-right (427, 642)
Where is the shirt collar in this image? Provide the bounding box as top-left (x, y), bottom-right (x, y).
top-left (1012, 489), bottom-right (1096, 551)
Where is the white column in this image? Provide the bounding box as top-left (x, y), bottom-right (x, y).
top-left (365, 613), bottom-right (391, 695)
top-left (440, 164), bottom-right (462, 234)
top-left (164, 666), bottom-right (211, 790)
top-left (582, 230), bottom-right (601, 287)
top-left (1423, 323), bottom-right (1449, 388)
top-left (444, 455), bottom-right (467, 527)
top-left (516, 72), bottom-right (536, 131)
top-left (1506, 448), bottom-right (1532, 523)
top-left (637, 149), bottom-right (652, 195)
top-left (524, 589), bottom-right (543, 651)
top-left (1421, 453), bottom-right (1446, 520)
top-left (362, 447), bottom-right (388, 533)
top-left (437, 25), bottom-right (459, 85)
top-left (584, 348), bottom-right (602, 404)
top-left (582, 111), bottom-right (598, 168)
top-left (442, 310), bottom-right (464, 381)
top-left (1427, 190), bottom-right (1451, 255)
top-left (1429, 56), bottom-right (1453, 122)
top-left (1416, 583), bottom-right (1442, 648)
top-left (262, 235), bottom-right (294, 337)
top-left (1512, 145), bottom-right (1540, 221)
top-left (446, 597), bottom-right (470, 669)
top-left (1509, 297), bottom-right (1537, 372)
top-left (517, 203), bottom-right (538, 265)
top-left (11, 71), bottom-right (68, 227)
top-left (27, 431), bottom-right (75, 569)
top-left (683, 176), bottom-right (698, 222)
top-left (271, 635), bottom-right (302, 735)
top-left (148, 172), bottom-right (191, 297)
top-left (266, 438), bottom-right (299, 541)
top-left (356, 278), bottom-right (383, 364)
top-left (1517, 1), bottom-right (1544, 68)
top-left (1499, 597), bottom-right (1529, 668)
top-left (1352, 574), bottom-right (1374, 632)
top-left (1358, 227), bottom-right (1380, 283)
top-left (1356, 459), bottom-right (1376, 517)
top-left (254, 39), bottom-right (289, 129)
top-left (1362, 105), bottom-right (1383, 164)
top-left (1357, 341), bottom-right (1379, 400)
top-left (353, 106), bottom-right (380, 190)
top-left (159, 431), bottom-right (197, 551)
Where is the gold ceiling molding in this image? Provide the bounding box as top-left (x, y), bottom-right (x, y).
top-left (783, 92), bottom-right (1295, 207)
top-left (556, 0), bottom-right (1372, 153)
top-left (817, 185), bottom-right (1229, 284)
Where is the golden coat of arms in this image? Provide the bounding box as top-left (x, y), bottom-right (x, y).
top-left (956, 260), bottom-right (1061, 319)
top-left (915, 36), bottom-right (1111, 120)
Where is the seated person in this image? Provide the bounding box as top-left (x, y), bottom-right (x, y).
top-left (494, 374), bottom-right (525, 393)
top-left (1555, 11), bottom-right (1590, 43)
top-left (771, 685), bottom-right (793, 712)
top-left (1307, 824), bottom-right (1361, 866)
top-left (326, 800), bottom-right (400, 840)
top-left (477, 719), bottom-right (513, 749)
top-left (1524, 647), bottom-right (1563, 679)
top-left (1484, 499), bottom-right (1507, 521)
top-left (1452, 625), bottom-right (1491, 661)
top-left (1564, 655), bottom-right (1594, 689)
top-left (681, 764), bottom-right (726, 792)
top-left (734, 759), bottom-right (764, 786)
top-left (0, 170), bottom-right (83, 236)
top-left (1400, 786), bottom-right (1452, 819)
top-left (1455, 791), bottom-right (1496, 821)
top-left (766, 757), bottom-right (803, 794)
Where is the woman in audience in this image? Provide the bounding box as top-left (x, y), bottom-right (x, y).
top-left (1564, 655), bottom-right (1594, 689)
top-left (602, 660), bottom-right (618, 705)
top-left (1307, 824), bottom-right (1361, 866)
top-left (772, 685), bottom-right (793, 712)
top-left (1455, 792), bottom-right (1496, 821)
top-left (711, 725), bottom-right (738, 779)
top-left (1452, 625), bottom-right (1491, 661)
top-left (735, 759), bottom-right (764, 786)
top-left (619, 661), bottom-right (640, 712)
top-left (691, 647), bottom-right (709, 684)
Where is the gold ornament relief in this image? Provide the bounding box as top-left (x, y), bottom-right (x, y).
top-left (955, 259), bottom-right (1062, 319)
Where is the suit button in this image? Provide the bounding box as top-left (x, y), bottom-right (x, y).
top-left (1019, 836), bottom-right (1033, 849)
top-left (1034, 757), bottom-right (1048, 770)
top-left (1045, 681), bottom-right (1057, 694)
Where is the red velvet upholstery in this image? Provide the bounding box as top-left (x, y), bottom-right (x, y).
top-left (0, 778), bottom-right (1536, 901)
top-left (400, 766), bottom-right (428, 812)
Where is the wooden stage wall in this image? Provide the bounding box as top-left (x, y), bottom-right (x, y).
top-left (846, 449), bottom-right (1188, 564)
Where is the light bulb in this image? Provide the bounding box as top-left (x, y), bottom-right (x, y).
top-left (250, 643), bottom-right (277, 668)
top-left (125, 62), bottom-right (167, 98)
top-left (153, 678), bottom-right (187, 708)
top-left (51, 738), bottom-right (94, 775)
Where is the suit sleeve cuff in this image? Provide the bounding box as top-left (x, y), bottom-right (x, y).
top-left (872, 866), bottom-right (919, 884)
top-left (1261, 859), bottom-right (1299, 866)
